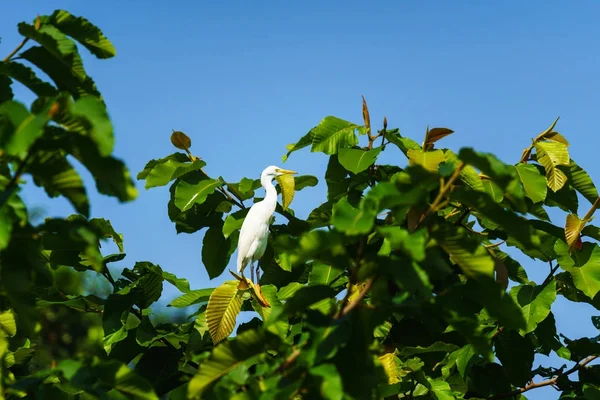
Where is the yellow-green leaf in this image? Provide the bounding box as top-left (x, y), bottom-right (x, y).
top-left (379, 353), bottom-right (401, 384)
top-left (0, 310), bottom-right (16, 337)
top-left (206, 280), bottom-right (243, 344)
top-left (276, 174), bottom-right (295, 210)
top-left (407, 149), bottom-right (445, 173)
top-left (565, 213), bottom-right (587, 251)
top-left (535, 141), bottom-right (570, 192)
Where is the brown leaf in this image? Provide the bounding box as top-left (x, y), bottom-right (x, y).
top-left (171, 130), bottom-right (192, 151)
top-left (494, 257), bottom-right (509, 290)
top-left (424, 127), bottom-right (454, 150)
top-left (362, 95), bottom-right (371, 133)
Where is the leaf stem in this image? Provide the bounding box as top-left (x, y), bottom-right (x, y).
top-left (2, 38), bottom-right (29, 63)
top-left (489, 355), bottom-right (598, 399)
top-left (583, 195), bottom-right (600, 222)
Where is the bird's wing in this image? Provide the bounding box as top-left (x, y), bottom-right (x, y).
top-left (236, 205), bottom-right (264, 271)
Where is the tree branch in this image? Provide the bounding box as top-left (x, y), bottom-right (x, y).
top-left (489, 355), bottom-right (598, 399)
top-left (417, 162), bottom-right (465, 227)
top-left (3, 38), bottom-right (29, 63)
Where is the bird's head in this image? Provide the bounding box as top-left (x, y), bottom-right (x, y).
top-left (261, 165), bottom-right (297, 180)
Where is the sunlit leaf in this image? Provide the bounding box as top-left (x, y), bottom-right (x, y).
top-left (206, 280), bottom-right (243, 344)
top-left (407, 149), bottom-right (445, 173)
top-left (566, 213), bottom-right (587, 251)
top-left (275, 173), bottom-right (295, 210)
top-left (535, 141), bottom-right (570, 192)
top-left (175, 178), bottom-right (223, 212)
top-left (338, 147), bottom-right (382, 174)
top-left (515, 163), bottom-right (547, 203)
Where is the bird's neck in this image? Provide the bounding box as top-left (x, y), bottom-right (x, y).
top-left (261, 175), bottom-right (278, 214)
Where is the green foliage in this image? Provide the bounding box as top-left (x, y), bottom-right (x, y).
top-left (2, 9), bottom-right (600, 400)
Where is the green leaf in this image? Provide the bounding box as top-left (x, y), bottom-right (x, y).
top-left (433, 225), bottom-right (494, 280)
top-left (138, 153), bottom-right (206, 189)
top-left (407, 149), bottom-right (445, 173)
top-left (91, 360), bottom-right (159, 400)
top-left (377, 227), bottom-right (427, 262)
top-left (0, 100), bottom-right (52, 158)
top-left (332, 196), bottom-right (376, 235)
top-left (534, 312), bottom-right (571, 359)
top-left (168, 289), bottom-right (214, 308)
top-left (18, 22), bottom-right (85, 76)
top-left (337, 147), bottom-right (382, 174)
top-left (427, 379), bottom-right (455, 400)
top-left (494, 329), bottom-right (534, 387)
top-left (398, 342), bottom-right (459, 357)
top-left (46, 10), bottom-right (117, 58)
top-left (515, 163), bottom-right (547, 203)
top-left (308, 263), bottom-right (344, 286)
top-left (226, 177), bottom-right (260, 201)
top-left (90, 218), bottom-right (124, 252)
top-left (569, 159), bottom-right (598, 204)
top-left (222, 209), bottom-right (248, 239)
top-left (19, 46), bottom-right (99, 98)
top-left (202, 224), bottom-right (236, 279)
top-left (293, 175), bottom-right (319, 191)
top-left (310, 116), bottom-right (361, 155)
top-left (509, 280), bottom-right (557, 334)
top-left (556, 240), bottom-right (600, 299)
top-left (27, 150), bottom-right (89, 216)
top-left (0, 75), bottom-right (12, 103)
top-left (102, 292), bottom-right (138, 353)
top-left (325, 155), bottom-right (349, 202)
top-left (205, 280), bottom-right (243, 344)
top-left (535, 141), bottom-right (570, 192)
top-left (309, 363), bottom-right (343, 400)
top-left (385, 130), bottom-right (421, 156)
top-left (481, 177), bottom-right (504, 202)
top-left (68, 96), bottom-right (114, 156)
top-left (459, 148), bottom-right (516, 189)
top-left (175, 178), bottom-right (222, 212)
top-left (274, 285), bottom-right (336, 319)
top-left (0, 62), bottom-right (57, 97)
top-left (188, 330), bottom-right (279, 398)
top-left (161, 270), bottom-right (191, 293)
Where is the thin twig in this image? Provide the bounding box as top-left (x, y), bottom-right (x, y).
top-left (102, 266), bottom-right (116, 289)
top-left (279, 348), bottom-right (301, 372)
top-left (340, 278), bottom-right (374, 316)
top-left (335, 237), bottom-right (366, 318)
top-left (489, 355), bottom-right (598, 399)
top-left (485, 240), bottom-right (506, 249)
top-left (417, 163), bottom-right (465, 227)
top-left (3, 38), bottom-right (29, 63)
top-left (583, 195), bottom-right (600, 222)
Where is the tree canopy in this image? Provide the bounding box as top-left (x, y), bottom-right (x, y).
top-left (1, 9), bottom-right (600, 400)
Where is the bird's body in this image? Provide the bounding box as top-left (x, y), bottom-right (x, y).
top-left (236, 166), bottom-right (296, 282)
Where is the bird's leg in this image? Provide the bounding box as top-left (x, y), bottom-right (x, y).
top-left (250, 261), bottom-right (255, 284)
top-left (255, 261), bottom-right (261, 283)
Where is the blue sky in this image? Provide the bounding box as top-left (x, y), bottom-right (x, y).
top-left (4, 1), bottom-right (600, 398)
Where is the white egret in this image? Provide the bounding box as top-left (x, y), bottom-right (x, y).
top-left (236, 166), bottom-right (297, 283)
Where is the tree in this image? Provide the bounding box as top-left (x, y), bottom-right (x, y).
top-left (1, 9), bottom-right (600, 400)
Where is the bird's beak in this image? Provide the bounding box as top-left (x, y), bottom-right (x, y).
top-left (276, 168), bottom-right (297, 175)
